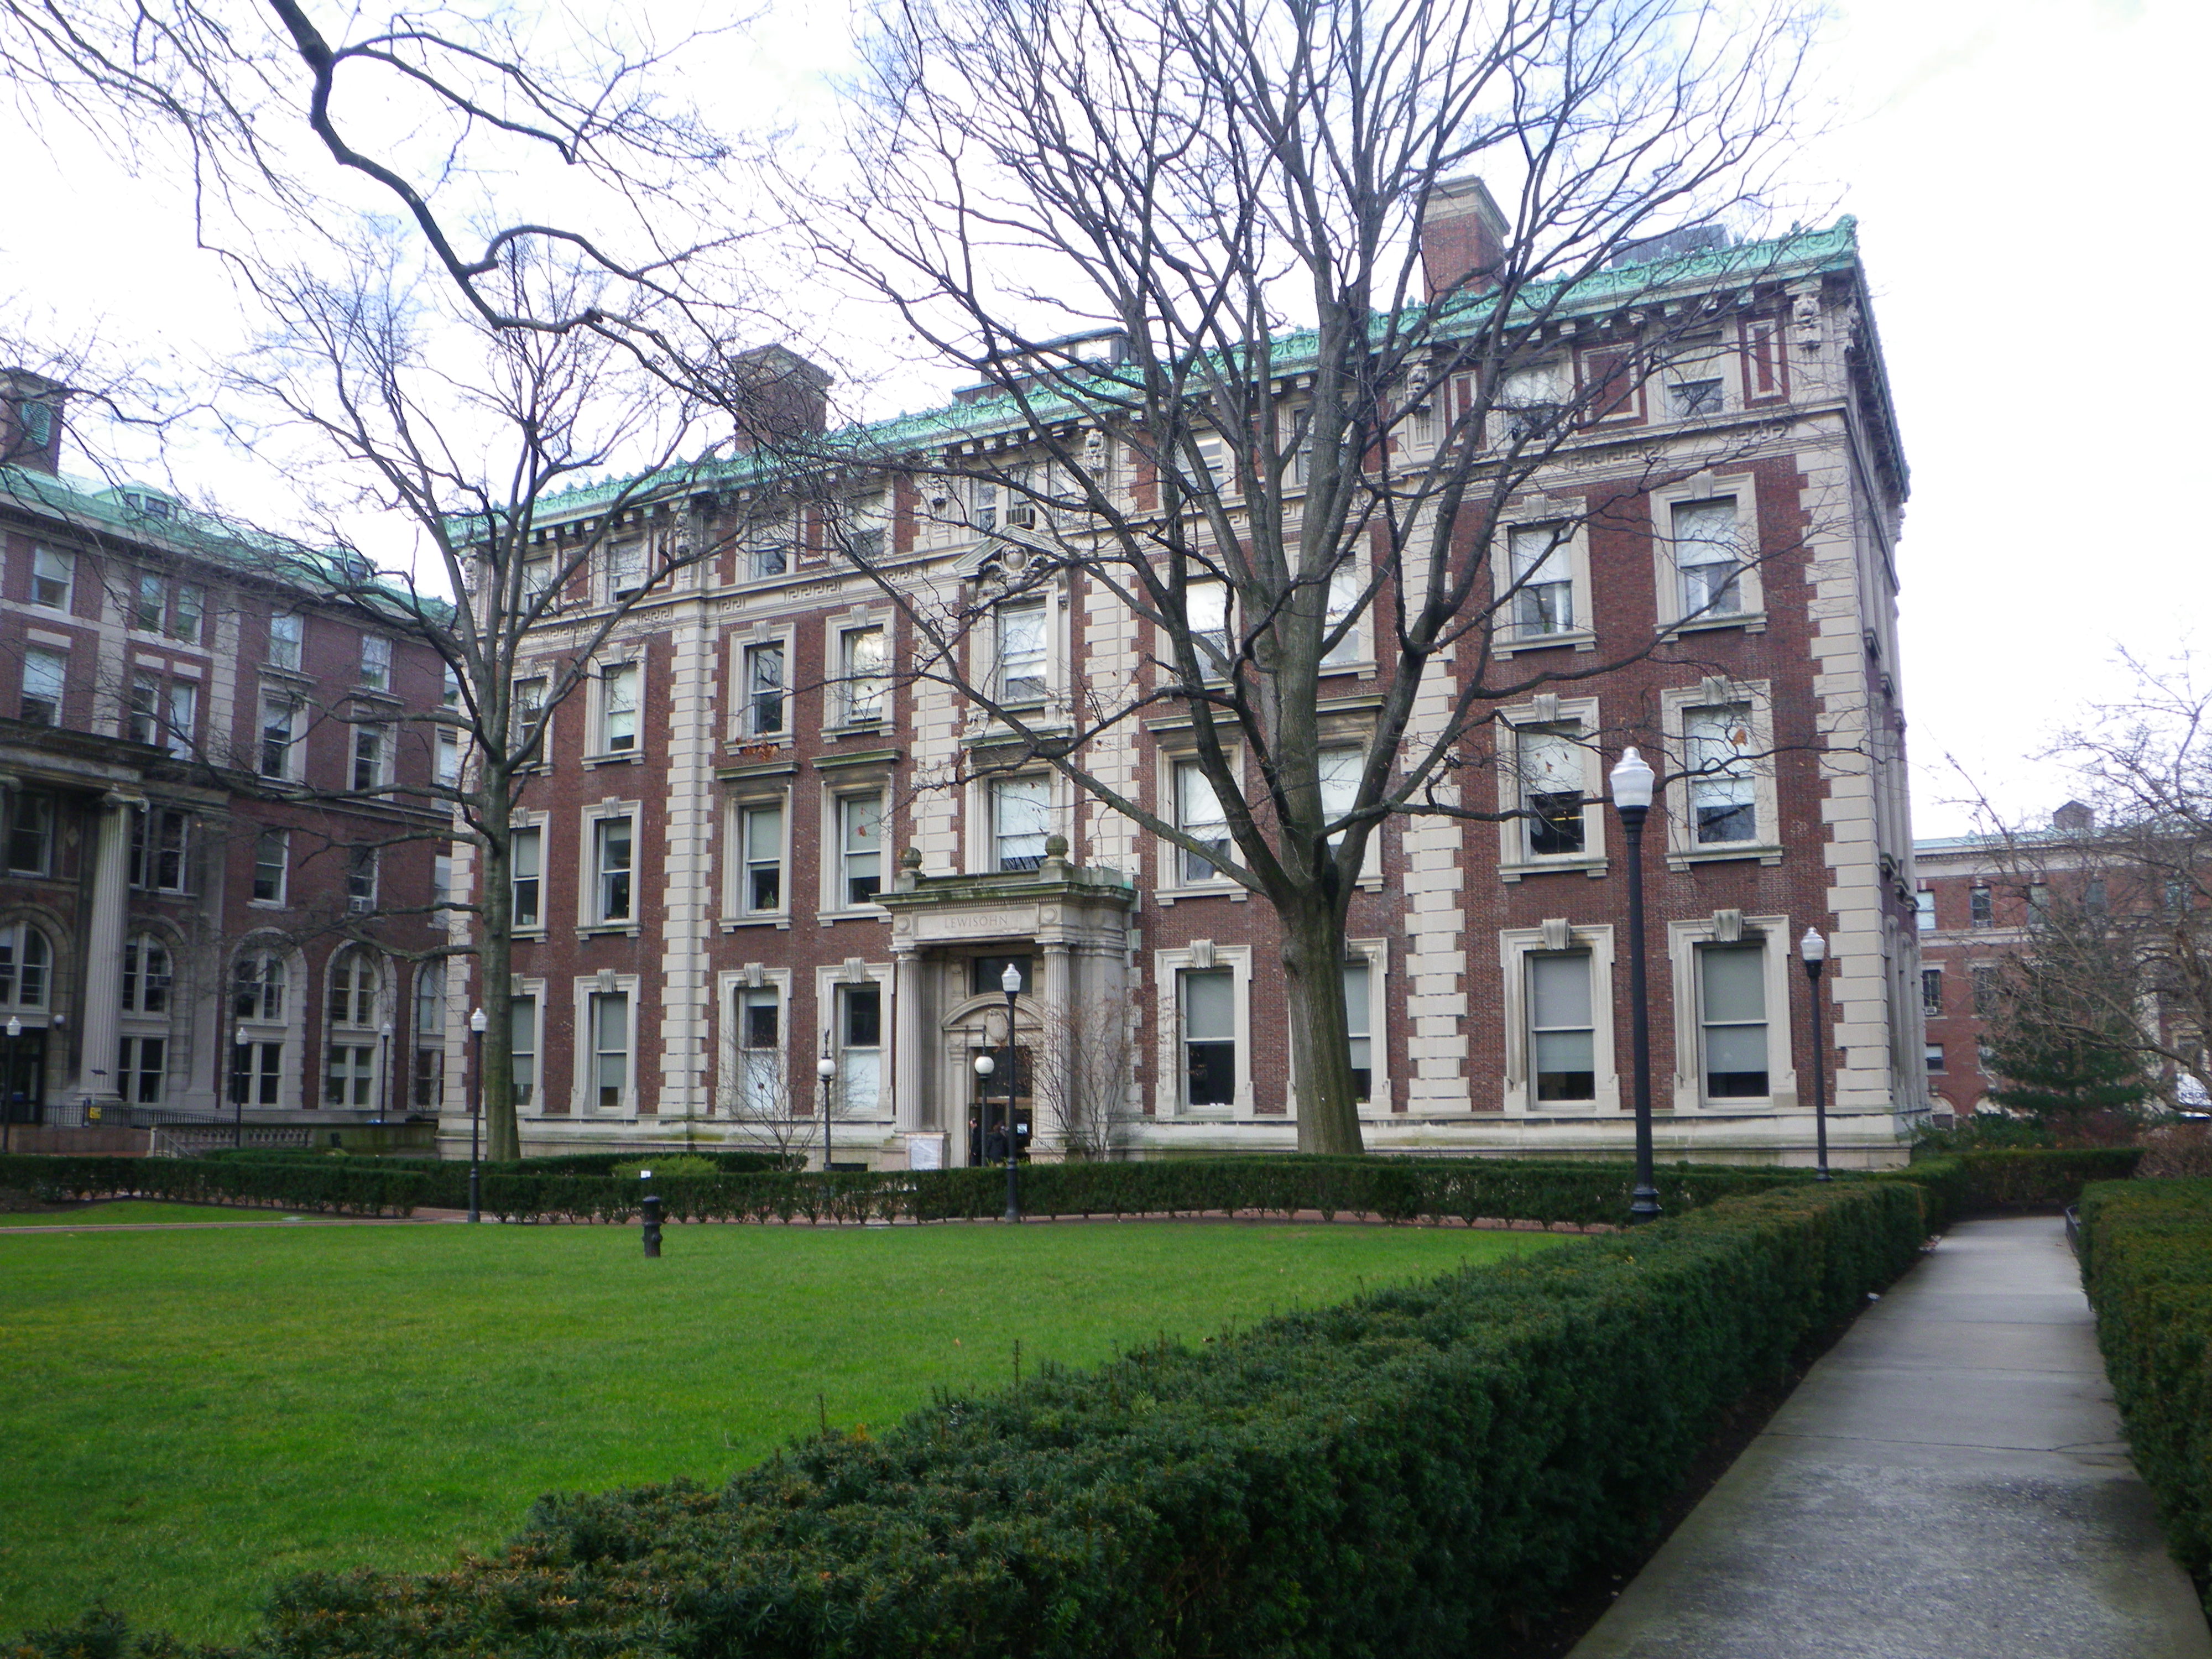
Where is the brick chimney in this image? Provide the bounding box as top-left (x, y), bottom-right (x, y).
top-left (1419, 178), bottom-right (1510, 301)
top-left (1, 369), bottom-right (67, 474)
top-left (729, 345), bottom-right (832, 453)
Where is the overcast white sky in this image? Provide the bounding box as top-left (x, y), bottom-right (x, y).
top-left (3, 0), bottom-right (2205, 837)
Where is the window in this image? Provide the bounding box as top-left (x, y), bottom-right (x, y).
top-left (233, 954), bottom-right (285, 1022)
top-left (1672, 499), bottom-right (1743, 620)
top-left (2085, 878), bottom-right (2108, 912)
top-left (1517, 728), bottom-right (1587, 858)
top-left (510, 997), bottom-right (538, 1105)
top-left (247, 829), bottom-right (286, 904)
top-left (1508, 525), bottom-right (1574, 637)
top-left (442, 665), bottom-right (462, 708)
top-left (268, 614), bottom-right (302, 670)
top-left (118, 1036), bottom-right (166, 1105)
top-left (1499, 362), bottom-right (1563, 441)
top-left (744, 643), bottom-right (785, 736)
top-left (352, 725), bottom-right (387, 792)
top-left (594, 817), bottom-right (634, 922)
top-left (161, 682), bottom-right (195, 758)
top-left (747, 541), bottom-right (787, 581)
top-left (229, 1041), bottom-right (282, 1107)
top-left (1668, 379), bottom-right (1724, 418)
top-left (259, 697), bottom-right (300, 780)
top-left (128, 808), bottom-right (188, 892)
top-left (740, 804), bottom-right (782, 914)
top-left (591, 991), bottom-right (630, 1109)
top-left (7, 795), bottom-right (52, 875)
top-left (839, 792), bottom-right (883, 905)
top-left (1914, 890), bottom-right (1936, 932)
top-left (839, 984), bottom-right (883, 1115)
top-left (1969, 885), bottom-right (1994, 928)
top-left (1683, 706), bottom-right (1757, 844)
top-left (133, 572), bottom-right (166, 632)
top-left (322, 1041), bottom-right (375, 1107)
top-left (170, 582), bottom-right (205, 645)
top-left (601, 664), bottom-right (640, 753)
top-left (969, 476), bottom-right (999, 533)
top-left (121, 934), bottom-right (171, 1014)
top-left (20, 647), bottom-right (64, 726)
top-left (996, 601), bottom-right (1047, 703)
top-left (0, 924), bottom-right (50, 1007)
top-left (327, 947), bottom-right (378, 1027)
top-left (127, 675), bottom-right (160, 745)
top-left (1971, 966), bottom-right (1999, 1016)
top-left (1181, 969), bottom-right (1236, 1108)
top-left (972, 956), bottom-right (1032, 995)
top-left (359, 635), bottom-right (392, 691)
top-left (840, 627), bottom-right (888, 724)
top-left (992, 776), bottom-right (1051, 872)
top-left (511, 827), bottom-right (542, 928)
top-left (521, 552), bottom-right (554, 606)
top-left (1186, 583), bottom-right (1232, 676)
top-left (1925, 1043), bottom-right (1947, 1074)
top-left (1698, 945), bottom-right (1768, 1099)
top-left (1175, 759), bottom-right (1232, 881)
top-left (845, 494), bottom-right (887, 561)
top-left (1921, 968), bottom-right (1944, 1017)
top-left (610, 539), bottom-right (645, 601)
top-left (1321, 567), bottom-right (1363, 668)
top-left (413, 962), bottom-right (446, 1109)
top-left (436, 729), bottom-right (461, 786)
top-left (347, 846), bottom-right (378, 910)
top-left (1188, 431), bottom-right (1226, 493)
top-left (1318, 747), bottom-right (1361, 853)
top-left (512, 677), bottom-right (547, 754)
top-left (2027, 883), bottom-right (2052, 919)
top-left (1530, 953), bottom-right (1597, 1102)
top-left (733, 985), bottom-right (780, 1115)
top-left (1343, 962), bottom-right (1372, 1103)
top-left (432, 854), bottom-right (454, 913)
top-left (30, 547), bottom-right (70, 611)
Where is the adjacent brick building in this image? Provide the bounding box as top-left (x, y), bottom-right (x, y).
top-left (452, 194), bottom-right (1927, 1168)
top-left (0, 372), bottom-right (447, 1136)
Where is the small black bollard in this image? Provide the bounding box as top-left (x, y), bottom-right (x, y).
top-left (641, 1193), bottom-right (663, 1258)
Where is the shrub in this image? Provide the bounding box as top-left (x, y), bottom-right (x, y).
top-left (0, 1155), bottom-right (425, 1217)
top-left (609, 1155), bottom-right (719, 1183)
top-left (1893, 1148), bottom-right (2142, 1229)
top-left (2138, 1123), bottom-right (2212, 1181)
top-left (2077, 1177), bottom-right (2212, 1618)
top-left (220, 1181), bottom-right (1927, 1659)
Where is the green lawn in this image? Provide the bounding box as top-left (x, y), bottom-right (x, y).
top-left (0, 1218), bottom-right (1571, 1639)
top-left (0, 1202), bottom-right (296, 1228)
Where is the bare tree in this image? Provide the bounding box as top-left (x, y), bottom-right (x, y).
top-left (216, 246), bottom-right (794, 1157)
top-left (1032, 987), bottom-right (1140, 1161)
top-left (782, 0), bottom-right (1829, 1151)
top-left (1972, 656), bottom-right (2212, 1113)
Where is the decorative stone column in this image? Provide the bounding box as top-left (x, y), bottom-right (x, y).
top-left (77, 794), bottom-right (135, 1103)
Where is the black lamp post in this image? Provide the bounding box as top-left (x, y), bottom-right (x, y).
top-left (999, 960), bottom-right (1021, 1224)
top-left (467, 1006), bottom-right (487, 1222)
top-left (817, 1048), bottom-right (838, 1174)
top-left (233, 1022), bottom-right (248, 1147)
top-left (1610, 747), bottom-right (1661, 1225)
top-left (3, 1015), bottom-right (19, 1154)
top-left (1800, 927), bottom-right (1832, 1181)
top-left (972, 1050), bottom-right (995, 1173)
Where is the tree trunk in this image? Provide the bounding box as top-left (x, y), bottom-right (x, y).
top-left (1281, 896), bottom-right (1366, 1155)
top-left (477, 782), bottom-right (520, 1161)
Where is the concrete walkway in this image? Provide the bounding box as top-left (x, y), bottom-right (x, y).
top-left (1570, 1215), bottom-right (2211, 1659)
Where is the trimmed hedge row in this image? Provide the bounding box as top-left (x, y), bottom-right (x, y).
top-left (2077, 1177), bottom-right (2212, 1618)
top-left (0, 1154), bottom-right (426, 1216)
top-left (196, 1148), bottom-right (797, 1177)
top-left (1897, 1149), bottom-right (2143, 1230)
top-left (223, 1180), bottom-right (1929, 1659)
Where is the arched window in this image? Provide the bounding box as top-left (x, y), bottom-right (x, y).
top-left (0, 924), bottom-right (53, 1009)
top-left (327, 946), bottom-right (379, 1029)
top-left (232, 953), bottom-right (286, 1023)
top-left (122, 934), bottom-right (172, 1015)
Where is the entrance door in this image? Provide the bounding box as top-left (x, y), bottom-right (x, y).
top-left (2, 1030), bottom-right (45, 1126)
top-left (967, 1044), bottom-right (1032, 1164)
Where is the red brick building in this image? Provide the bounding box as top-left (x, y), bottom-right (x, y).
top-left (0, 372), bottom-right (447, 1138)
top-left (451, 194), bottom-right (1927, 1168)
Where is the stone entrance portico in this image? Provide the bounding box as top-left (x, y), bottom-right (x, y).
top-left (881, 839), bottom-right (1134, 1167)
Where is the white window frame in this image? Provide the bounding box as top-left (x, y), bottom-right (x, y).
top-left (1494, 359), bottom-right (1566, 445)
top-left (436, 727), bottom-right (462, 786)
top-left (592, 659), bottom-right (643, 759)
top-left (581, 806), bottom-right (640, 931)
top-left (29, 546), bottom-right (72, 612)
top-left (1494, 695), bottom-right (1607, 879)
top-left (607, 538), bottom-right (646, 604)
top-left (508, 815), bottom-right (548, 935)
top-left (726, 791), bottom-right (791, 926)
top-left (358, 634), bottom-right (393, 691)
top-left (713, 967), bottom-right (791, 1120)
top-left (121, 931), bottom-right (174, 1016)
top-left (509, 981), bottom-right (545, 1111)
top-left (1318, 561), bottom-right (1373, 674)
top-left (1665, 914), bottom-right (1797, 1113)
top-left (993, 598), bottom-right (1050, 707)
top-left (736, 634), bottom-right (791, 740)
top-left (258, 692), bottom-right (302, 782)
top-left (346, 846), bottom-right (378, 911)
top-left (573, 974), bottom-right (642, 1115)
top-left (1661, 680), bottom-right (1782, 868)
top-left (830, 618), bottom-right (891, 729)
top-left (1178, 581), bottom-right (1233, 681)
top-left (1654, 330), bottom-right (1740, 422)
top-left (1498, 923), bottom-right (1620, 1115)
top-left (267, 613), bottom-right (303, 670)
top-left (823, 786), bottom-right (888, 914)
top-left (251, 827), bottom-right (289, 906)
top-left (1157, 750), bottom-right (1243, 898)
top-left (20, 646), bottom-right (65, 726)
top-left (1154, 942), bottom-right (1254, 1117)
top-left (351, 722), bottom-right (389, 792)
top-left (511, 671), bottom-right (551, 765)
top-left (815, 962), bottom-right (894, 1122)
top-left (1493, 508), bottom-right (1595, 655)
top-left (1281, 936), bottom-right (1391, 1118)
top-left (118, 1034), bottom-right (169, 1106)
top-left (0, 922), bottom-right (53, 1009)
top-left (129, 806), bottom-right (190, 894)
top-left (977, 773), bottom-right (1056, 874)
top-left (1649, 474), bottom-right (1766, 634)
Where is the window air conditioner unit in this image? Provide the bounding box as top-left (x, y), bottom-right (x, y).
top-left (348, 895), bottom-right (375, 914)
